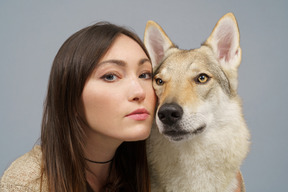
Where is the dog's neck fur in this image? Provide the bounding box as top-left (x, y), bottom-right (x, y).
top-left (147, 99), bottom-right (249, 192)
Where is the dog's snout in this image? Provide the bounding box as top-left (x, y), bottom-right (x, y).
top-left (158, 103), bottom-right (183, 125)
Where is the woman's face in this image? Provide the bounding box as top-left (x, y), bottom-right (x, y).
top-left (81, 34), bottom-right (156, 143)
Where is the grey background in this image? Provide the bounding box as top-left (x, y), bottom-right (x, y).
top-left (1, 1), bottom-right (287, 191)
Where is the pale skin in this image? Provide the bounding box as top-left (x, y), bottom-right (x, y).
top-left (81, 34), bottom-right (156, 191)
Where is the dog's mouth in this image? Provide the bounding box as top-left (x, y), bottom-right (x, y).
top-left (163, 130), bottom-right (189, 141)
top-left (163, 130), bottom-right (190, 137)
top-left (163, 125), bottom-right (206, 141)
top-left (192, 125), bottom-right (206, 135)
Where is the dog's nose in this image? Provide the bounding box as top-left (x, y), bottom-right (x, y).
top-left (158, 103), bottom-right (183, 125)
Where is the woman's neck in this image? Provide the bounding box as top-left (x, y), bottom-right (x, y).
top-left (86, 162), bottom-right (111, 192)
top-left (84, 131), bottom-right (122, 191)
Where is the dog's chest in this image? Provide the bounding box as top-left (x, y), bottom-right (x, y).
top-left (147, 128), bottom-right (240, 192)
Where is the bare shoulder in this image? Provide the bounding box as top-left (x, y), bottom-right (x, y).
top-left (0, 145), bottom-right (44, 191)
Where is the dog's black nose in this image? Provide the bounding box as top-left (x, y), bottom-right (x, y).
top-left (158, 103), bottom-right (183, 125)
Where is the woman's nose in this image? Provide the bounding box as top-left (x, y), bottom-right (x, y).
top-left (128, 78), bottom-right (146, 102)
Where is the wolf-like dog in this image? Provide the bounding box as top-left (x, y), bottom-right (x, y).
top-left (144, 13), bottom-right (250, 192)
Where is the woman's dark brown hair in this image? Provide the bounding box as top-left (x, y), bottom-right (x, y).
top-left (41, 22), bottom-right (151, 192)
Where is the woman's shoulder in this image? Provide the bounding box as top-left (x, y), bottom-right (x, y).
top-left (0, 145), bottom-right (46, 191)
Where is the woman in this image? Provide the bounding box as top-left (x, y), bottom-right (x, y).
top-left (0, 22), bottom-right (156, 192)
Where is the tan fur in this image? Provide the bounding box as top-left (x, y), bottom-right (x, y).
top-left (145, 13), bottom-right (250, 192)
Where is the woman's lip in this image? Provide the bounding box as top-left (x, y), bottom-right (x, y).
top-left (126, 108), bottom-right (150, 120)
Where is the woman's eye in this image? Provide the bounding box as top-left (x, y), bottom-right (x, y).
top-left (139, 72), bottom-right (152, 79)
top-left (196, 73), bottom-right (210, 84)
top-left (102, 73), bottom-right (118, 82)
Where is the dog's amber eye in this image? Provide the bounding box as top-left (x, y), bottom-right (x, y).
top-left (155, 78), bottom-right (164, 85)
top-left (197, 74), bottom-right (209, 84)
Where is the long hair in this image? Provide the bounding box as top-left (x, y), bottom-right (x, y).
top-left (41, 22), bottom-right (151, 192)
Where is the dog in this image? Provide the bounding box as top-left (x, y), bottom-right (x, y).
top-left (144, 13), bottom-right (250, 192)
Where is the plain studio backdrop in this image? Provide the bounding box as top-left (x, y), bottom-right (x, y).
top-left (1, 1), bottom-right (287, 191)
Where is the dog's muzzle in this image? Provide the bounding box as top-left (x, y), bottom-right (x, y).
top-left (157, 103), bottom-right (187, 141)
top-left (157, 103), bottom-right (206, 141)
top-left (158, 103), bottom-right (183, 125)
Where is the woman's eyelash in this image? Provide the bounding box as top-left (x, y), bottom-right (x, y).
top-left (100, 71), bottom-right (152, 82)
top-left (101, 73), bottom-right (118, 81)
top-left (139, 72), bottom-right (152, 79)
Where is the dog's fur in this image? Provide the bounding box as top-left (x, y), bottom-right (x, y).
top-left (144, 13), bottom-right (250, 192)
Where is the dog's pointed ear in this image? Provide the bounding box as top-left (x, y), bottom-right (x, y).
top-left (144, 20), bottom-right (174, 68)
top-left (205, 13), bottom-right (241, 69)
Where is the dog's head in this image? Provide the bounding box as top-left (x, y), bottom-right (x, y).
top-left (144, 13), bottom-right (242, 142)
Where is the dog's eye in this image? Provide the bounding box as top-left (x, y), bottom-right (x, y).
top-left (155, 78), bottom-right (164, 85)
top-left (196, 74), bottom-right (210, 84)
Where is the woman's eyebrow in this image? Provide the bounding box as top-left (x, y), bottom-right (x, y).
top-left (98, 58), bottom-right (151, 67)
top-left (139, 58), bottom-right (151, 65)
top-left (98, 59), bottom-right (126, 67)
